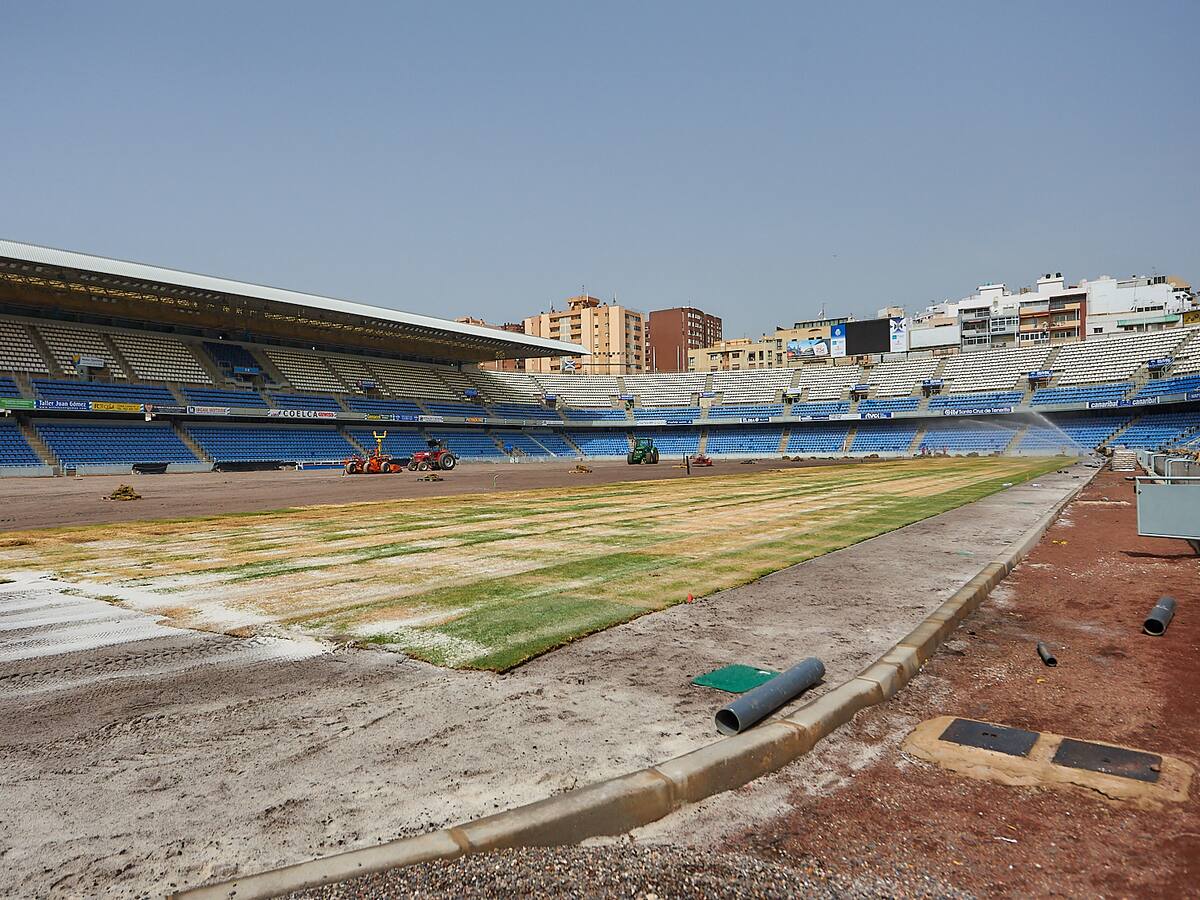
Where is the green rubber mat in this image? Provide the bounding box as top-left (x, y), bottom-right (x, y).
top-left (691, 664), bottom-right (779, 694)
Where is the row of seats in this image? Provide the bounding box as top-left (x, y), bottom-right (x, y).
top-left (37, 422), bottom-right (197, 466)
top-left (0, 419), bottom-right (42, 466)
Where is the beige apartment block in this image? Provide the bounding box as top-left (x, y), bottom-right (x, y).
top-left (524, 295), bottom-right (646, 374)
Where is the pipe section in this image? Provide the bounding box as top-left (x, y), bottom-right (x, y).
top-left (1143, 596), bottom-right (1177, 636)
top-left (715, 657), bottom-right (825, 735)
top-left (1036, 641), bottom-right (1057, 667)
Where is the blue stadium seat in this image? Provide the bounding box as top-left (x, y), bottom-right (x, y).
top-left (1135, 374), bottom-right (1200, 400)
top-left (489, 403), bottom-right (559, 420)
top-left (858, 397), bottom-right (919, 414)
top-left (424, 401), bottom-right (489, 418)
top-left (183, 387), bottom-right (268, 408)
top-left (1031, 383), bottom-right (1130, 406)
top-left (705, 427), bottom-right (783, 454)
top-left (0, 419), bottom-right (42, 466)
top-left (185, 423), bottom-right (355, 463)
top-left (706, 404), bottom-right (784, 419)
top-left (0, 377), bottom-right (23, 399)
top-left (426, 430), bottom-right (505, 458)
top-left (345, 397), bottom-right (423, 417)
top-left (562, 407), bottom-right (628, 421)
top-left (631, 407), bottom-right (700, 424)
top-left (270, 393), bottom-right (342, 412)
top-left (630, 429), bottom-right (701, 455)
top-left (203, 341), bottom-right (261, 373)
top-left (566, 430), bottom-right (630, 456)
top-left (36, 421), bottom-right (197, 466)
top-left (789, 401), bottom-right (850, 417)
top-left (1113, 411), bottom-right (1200, 450)
top-left (1019, 415), bottom-right (1129, 452)
top-left (345, 428), bottom-right (429, 457)
top-left (919, 420), bottom-right (1018, 454)
top-left (785, 422), bottom-right (851, 453)
top-left (33, 379), bottom-right (176, 405)
top-left (851, 421), bottom-right (919, 453)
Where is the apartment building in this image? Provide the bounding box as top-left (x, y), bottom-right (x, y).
top-left (647, 306), bottom-right (722, 372)
top-left (523, 295), bottom-right (646, 374)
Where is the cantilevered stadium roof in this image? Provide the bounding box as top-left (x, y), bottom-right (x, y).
top-left (0, 239), bottom-right (584, 364)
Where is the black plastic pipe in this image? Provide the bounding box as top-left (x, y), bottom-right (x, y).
top-left (1036, 642), bottom-right (1057, 667)
top-left (1143, 596), bottom-right (1177, 636)
top-left (714, 657), bottom-right (825, 735)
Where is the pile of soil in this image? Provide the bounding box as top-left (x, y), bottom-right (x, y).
top-left (104, 484), bottom-right (142, 502)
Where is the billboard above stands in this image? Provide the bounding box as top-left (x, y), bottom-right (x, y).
top-left (843, 318), bottom-right (891, 356)
top-left (851, 383), bottom-right (872, 393)
top-left (91, 401), bottom-right (144, 413)
top-left (187, 405), bottom-right (231, 416)
top-left (1147, 357), bottom-right (1173, 370)
top-left (889, 316), bottom-right (908, 352)
top-left (942, 406), bottom-right (1013, 416)
top-left (1028, 370), bottom-right (1054, 381)
top-left (830, 323), bottom-right (847, 358)
top-left (922, 378), bottom-right (944, 388)
top-left (37, 399), bottom-right (91, 411)
top-left (233, 365), bottom-right (261, 375)
top-left (786, 337), bottom-right (830, 360)
top-left (0, 398), bottom-right (35, 410)
top-left (266, 409), bottom-right (336, 419)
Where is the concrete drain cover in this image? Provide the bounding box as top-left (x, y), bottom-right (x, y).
top-left (938, 718), bottom-right (1038, 757)
top-left (1052, 738), bottom-right (1162, 783)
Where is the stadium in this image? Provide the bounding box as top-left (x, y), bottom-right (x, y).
top-left (1, 240), bottom-right (1198, 898)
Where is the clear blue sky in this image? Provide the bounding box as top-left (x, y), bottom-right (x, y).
top-left (2, 1), bottom-right (1196, 337)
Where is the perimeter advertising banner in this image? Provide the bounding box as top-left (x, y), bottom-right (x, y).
top-left (91, 401), bottom-right (144, 413)
top-left (830, 323), bottom-right (847, 358)
top-left (889, 316), bottom-right (908, 352)
top-left (786, 337), bottom-right (830, 360)
top-left (0, 398), bottom-right (35, 409)
top-left (267, 409), bottom-right (336, 419)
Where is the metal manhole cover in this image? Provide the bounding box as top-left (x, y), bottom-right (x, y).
top-left (938, 718), bottom-right (1039, 757)
top-left (1052, 738), bottom-right (1162, 783)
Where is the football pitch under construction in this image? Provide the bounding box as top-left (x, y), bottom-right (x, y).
top-left (0, 455), bottom-right (1065, 671)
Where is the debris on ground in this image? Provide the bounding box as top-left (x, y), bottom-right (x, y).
top-left (416, 474), bottom-right (444, 482)
top-left (103, 484), bottom-right (142, 502)
top-left (568, 463), bottom-right (593, 474)
top-left (287, 845), bottom-right (969, 899)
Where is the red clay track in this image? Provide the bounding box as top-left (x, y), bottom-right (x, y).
top-left (722, 467), bottom-right (1200, 897)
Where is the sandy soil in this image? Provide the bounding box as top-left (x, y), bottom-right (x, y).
top-left (0, 464), bottom-right (1088, 897)
top-left (0, 457), bottom-right (869, 531)
top-left (641, 467), bottom-right (1199, 897)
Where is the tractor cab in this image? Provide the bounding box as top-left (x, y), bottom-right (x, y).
top-left (627, 437), bottom-right (660, 465)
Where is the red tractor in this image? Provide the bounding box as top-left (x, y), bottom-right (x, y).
top-left (344, 431), bottom-right (405, 475)
top-left (690, 453), bottom-right (714, 467)
top-left (407, 437), bottom-right (458, 471)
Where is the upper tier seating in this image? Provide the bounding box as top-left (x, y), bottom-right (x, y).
top-left (263, 348), bottom-right (346, 393)
top-left (110, 333), bottom-right (211, 384)
top-left (928, 391), bottom-right (1023, 413)
top-left (623, 373), bottom-right (705, 406)
top-left (488, 402), bottom-right (558, 420)
top-left (919, 421), bottom-right (1018, 454)
top-left (37, 324), bottom-right (125, 377)
top-left (33, 379), bottom-right (176, 405)
top-left (941, 346), bottom-right (1049, 393)
top-left (1168, 329), bottom-right (1200, 375)
top-left (326, 355), bottom-right (380, 393)
top-left (785, 422), bottom-right (850, 453)
top-left (1019, 414), bottom-right (1129, 452)
top-left (789, 401), bottom-right (849, 417)
top-left (0, 320), bottom-right (49, 372)
top-left (858, 397), bottom-right (920, 414)
top-left (566, 430), bottom-right (630, 456)
top-left (468, 371), bottom-right (545, 404)
top-left (706, 426), bottom-right (783, 454)
top-left (424, 401), bottom-right (489, 418)
top-left (1052, 330), bottom-right (1188, 385)
top-left (710, 369), bottom-right (790, 404)
top-left (1031, 383), bottom-right (1130, 406)
top-left (203, 341), bottom-right (262, 374)
top-left (1135, 374), bottom-right (1200, 400)
top-left (366, 359), bottom-right (458, 400)
top-left (707, 403), bottom-right (783, 419)
top-left (37, 421), bottom-right (197, 466)
top-left (185, 423), bottom-right (355, 463)
top-left (1113, 411), bottom-right (1200, 450)
top-left (182, 387), bottom-right (269, 408)
top-left (793, 364), bottom-right (861, 401)
top-left (0, 419), bottom-right (43, 466)
top-left (562, 407), bottom-right (627, 421)
top-left (851, 420), bottom-right (919, 453)
top-left (533, 375), bottom-right (621, 407)
top-left (867, 357), bottom-right (939, 396)
top-left (631, 406), bottom-right (699, 424)
top-left (270, 393), bottom-right (343, 412)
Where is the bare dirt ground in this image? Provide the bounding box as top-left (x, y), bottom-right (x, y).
top-left (0, 465), bottom-right (1088, 898)
top-left (0, 457), bottom-right (867, 531)
top-left (639, 467), bottom-right (1199, 898)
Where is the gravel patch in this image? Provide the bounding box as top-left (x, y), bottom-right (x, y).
top-left (289, 845), bottom-right (971, 899)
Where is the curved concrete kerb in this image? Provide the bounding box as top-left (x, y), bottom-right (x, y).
top-left (175, 469), bottom-right (1094, 900)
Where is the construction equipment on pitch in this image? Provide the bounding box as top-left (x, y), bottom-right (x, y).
top-left (343, 431), bottom-right (406, 475)
top-left (407, 437), bottom-right (458, 471)
top-left (690, 453), bottom-right (713, 467)
top-left (627, 437), bottom-right (660, 465)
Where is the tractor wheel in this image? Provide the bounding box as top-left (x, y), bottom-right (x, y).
top-left (439, 453), bottom-right (457, 471)
top-left (408, 461), bottom-right (418, 471)
top-left (627, 452), bottom-right (635, 465)
top-left (649, 450), bottom-right (659, 464)
top-left (417, 461), bottom-right (430, 471)
top-left (386, 462), bottom-right (401, 473)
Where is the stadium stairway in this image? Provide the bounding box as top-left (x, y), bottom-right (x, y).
top-left (696, 429), bottom-right (709, 454)
top-left (559, 432), bottom-right (584, 456)
top-left (191, 344), bottom-right (230, 386)
top-left (25, 324), bottom-right (61, 377)
top-left (101, 333), bottom-right (136, 381)
top-left (841, 425), bottom-right (856, 454)
top-left (173, 423), bottom-right (212, 462)
top-left (776, 429), bottom-right (788, 454)
top-left (1003, 425), bottom-right (1028, 454)
top-left (17, 421), bottom-right (57, 466)
top-left (905, 426), bottom-right (924, 455)
top-left (1101, 416), bottom-right (1139, 449)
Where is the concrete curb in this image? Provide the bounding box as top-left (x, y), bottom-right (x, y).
top-left (175, 469), bottom-right (1093, 900)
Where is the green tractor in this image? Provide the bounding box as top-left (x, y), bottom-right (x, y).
top-left (627, 437), bottom-right (660, 465)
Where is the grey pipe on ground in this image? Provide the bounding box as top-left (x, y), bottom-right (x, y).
top-left (1143, 596), bottom-right (1177, 636)
top-left (1036, 641), bottom-right (1057, 666)
top-left (715, 657), bottom-right (825, 735)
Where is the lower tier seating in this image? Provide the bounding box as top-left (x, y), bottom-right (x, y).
top-left (851, 421), bottom-right (919, 453)
top-left (566, 431), bottom-right (630, 456)
top-left (37, 421), bottom-right (197, 466)
top-left (785, 422), bottom-right (850, 453)
top-left (920, 421), bottom-right (1017, 454)
top-left (0, 419), bottom-right (42, 466)
top-left (185, 424), bottom-right (355, 463)
top-left (705, 427), bottom-right (783, 454)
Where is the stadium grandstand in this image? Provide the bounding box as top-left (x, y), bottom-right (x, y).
top-left (0, 238), bottom-right (1198, 475)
